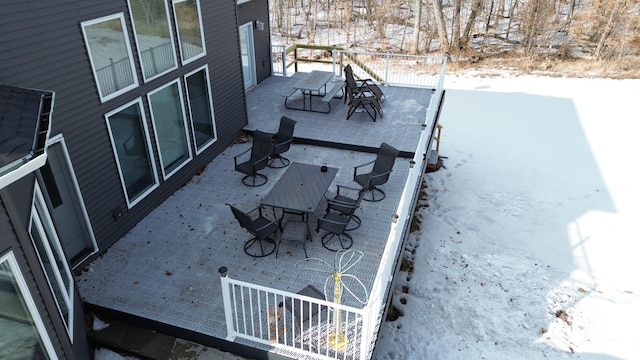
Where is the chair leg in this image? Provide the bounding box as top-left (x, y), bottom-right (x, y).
top-left (242, 173), bottom-right (268, 187)
top-left (321, 232), bottom-right (353, 252)
top-left (345, 214), bottom-right (361, 231)
top-left (244, 237), bottom-right (276, 257)
top-left (268, 155), bottom-right (290, 168)
top-left (362, 187), bottom-right (385, 202)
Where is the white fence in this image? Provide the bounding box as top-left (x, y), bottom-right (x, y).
top-left (219, 267), bottom-right (370, 360)
top-left (271, 44), bottom-right (446, 89)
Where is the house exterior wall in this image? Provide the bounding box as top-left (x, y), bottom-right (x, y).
top-left (0, 0), bottom-right (249, 269)
top-left (1, 175), bottom-right (91, 359)
top-left (237, 0), bottom-right (273, 83)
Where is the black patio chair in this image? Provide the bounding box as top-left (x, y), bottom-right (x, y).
top-left (316, 211), bottom-right (353, 251)
top-left (344, 64), bottom-right (385, 103)
top-left (353, 142), bottom-right (399, 202)
top-left (227, 204), bottom-right (280, 258)
top-left (325, 184), bottom-right (364, 231)
top-left (268, 116), bottom-right (297, 168)
top-left (233, 130), bottom-right (272, 186)
top-left (283, 285), bottom-right (326, 330)
top-left (345, 85), bottom-right (383, 122)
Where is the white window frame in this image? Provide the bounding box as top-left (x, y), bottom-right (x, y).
top-left (184, 65), bottom-right (217, 155)
top-left (0, 252), bottom-right (58, 359)
top-left (147, 80), bottom-right (193, 179)
top-left (45, 134), bottom-right (99, 268)
top-left (105, 98), bottom-right (160, 208)
top-left (127, 0), bottom-right (178, 82)
top-left (29, 183), bottom-right (75, 340)
top-left (172, 0), bottom-right (207, 64)
top-left (81, 13), bottom-right (139, 102)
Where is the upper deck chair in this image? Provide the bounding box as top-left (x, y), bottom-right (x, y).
top-left (344, 64), bottom-right (385, 103)
top-left (345, 85), bottom-right (383, 122)
top-left (227, 204), bottom-right (280, 258)
top-left (268, 116), bottom-right (297, 168)
top-left (353, 142), bottom-right (399, 202)
top-left (233, 130), bottom-right (272, 186)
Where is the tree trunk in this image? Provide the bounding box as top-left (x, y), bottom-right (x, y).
top-left (594, 0), bottom-right (626, 59)
top-left (431, 0), bottom-right (450, 52)
top-left (452, 0), bottom-right (462, 49)
top-left (409, 0), bottom-right (422, 54)
top-left (460, 0), bottom-right (484, 48)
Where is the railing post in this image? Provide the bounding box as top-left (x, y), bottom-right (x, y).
top-left (359, 307), bottom-right (371, 360)
top-left (109, 57), bottom-right (119, 91)
top-left (384, 53), bottom-right (390, 84)
top-left (282, 46), bottom-right (287, 76)
top-left (219, 266), bottom-right (236, 341)
top-left (332, 44), bottom-right (337, 76)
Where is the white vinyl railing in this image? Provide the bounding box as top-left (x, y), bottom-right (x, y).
top-left (222, 54), bottom-right (447, 359)
top-left (219, 267), bottom-right (368, 360)
top-left (271, 44), bottom-right (446, 89)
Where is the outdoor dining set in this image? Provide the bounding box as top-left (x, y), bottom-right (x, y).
top-left (229, 84), bottom-right (398, 259)
top-left (281, 64), bottom-right (386, 121)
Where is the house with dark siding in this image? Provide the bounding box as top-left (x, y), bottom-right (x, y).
top-left (1, 0), bottom-right (270, 358)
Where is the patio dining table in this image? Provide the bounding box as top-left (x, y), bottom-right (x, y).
top-left (261, 162), bottom-right (338, 222)
top-left (284, 70), bottom-right (336, 113)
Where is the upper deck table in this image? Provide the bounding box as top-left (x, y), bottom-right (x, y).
top-left (284, 71), bottom-right (338, 113)
top-left (293, 70), bottom-right (335, 92)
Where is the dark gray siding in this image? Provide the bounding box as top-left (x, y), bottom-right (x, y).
top-left (1, 0), bottom-right (248, 269)
top-left (238, 0), bottom-right (273, 83)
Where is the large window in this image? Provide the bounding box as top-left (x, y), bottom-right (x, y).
top-left (128, 0), bottom-right (178, 81)
top-left (0, 252), bottom-right (56, 359)
top-left (148, 81), bottom-right (192, 178)
top-left (106, 99), bottom-right (159, 207)
top-left (81, 14), bottom-right (139, 102)
top-left (30, 184), bottom-right (74, 338)
top-left (173, 0), bottom-right (206, 63)
top-left (185, 65), bottom-right (217, 153)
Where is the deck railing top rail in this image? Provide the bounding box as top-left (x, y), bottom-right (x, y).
top-left (271, 44), bottom-right (446, 88)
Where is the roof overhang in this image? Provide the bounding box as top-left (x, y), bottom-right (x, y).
top-left (0, 152), bottom-right (47, 190)
top-left (0, 84), bottom-right (54, 187)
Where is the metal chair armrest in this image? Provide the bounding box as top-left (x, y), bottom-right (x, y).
top-left (233, 147), bottom-right (251, 166)
top-left (271, 138), bottom-right (293, 153)
top-left (353, 159), bottom-right (376, 178)
top-left (369, 169), bottom-right (392, 182)
top-left (254, 217), bottom-right (280, 232)
top-left (317, 215), bottom-right (350, 227)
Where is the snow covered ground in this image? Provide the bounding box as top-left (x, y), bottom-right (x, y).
top-left (376, 74), bottom-right (640, 360)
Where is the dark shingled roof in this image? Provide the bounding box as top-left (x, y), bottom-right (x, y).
top-left (0, 84), bottom-right (53, 169)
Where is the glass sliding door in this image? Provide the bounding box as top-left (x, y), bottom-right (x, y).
top-left (185, 65), bottom-right (217, 153)
top-left (106, 99), bottom-right (159, 207)
top-left (148, 80), bottom-right (192, 178)
top-left (0, 252), bottom-right (57, 359)
top-left (239, 22), bottom-right (256, 89)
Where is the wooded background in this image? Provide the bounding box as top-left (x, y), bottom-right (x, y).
top-left (268, 0), bottom-right (639, 61)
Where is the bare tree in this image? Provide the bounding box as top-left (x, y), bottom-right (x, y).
top-left (460, 0), bottom-right (485, 48)
top-left (593, 0), bottom-right (629, 59)
top-left (451, 0), bottom-right (462, 49)
top-left (409, 0), bottom-right (423, 53)
top-left (431, 0), bottom-right (451, 52)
